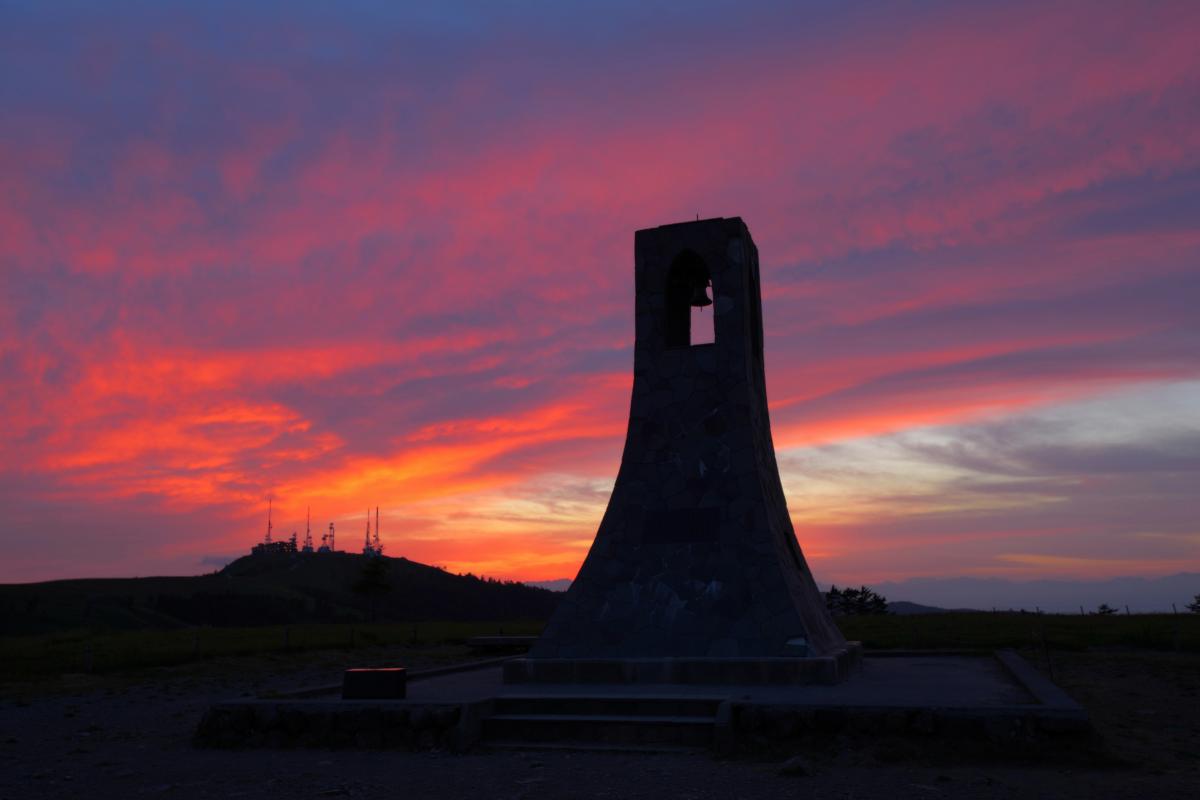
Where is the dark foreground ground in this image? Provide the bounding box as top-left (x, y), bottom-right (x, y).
top-left (0, 645), bottom-right (1196, 800)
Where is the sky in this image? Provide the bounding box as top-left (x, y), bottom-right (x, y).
top-left (1, 0), bottom-right (1198, 588)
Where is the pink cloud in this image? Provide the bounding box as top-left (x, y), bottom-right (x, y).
top-left (1, 0), bottom-right (1198, 582)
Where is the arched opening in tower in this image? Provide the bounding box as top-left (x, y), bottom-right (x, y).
top-left (665, 250), bottom-right (714, 348)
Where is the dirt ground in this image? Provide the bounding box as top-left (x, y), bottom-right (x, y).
top-left (0, 646), bottom-right (1196, 800)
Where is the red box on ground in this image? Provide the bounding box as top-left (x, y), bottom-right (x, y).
top-left (342, 667), bottom-right (407, 699)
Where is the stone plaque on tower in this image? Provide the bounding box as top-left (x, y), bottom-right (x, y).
top-left (506, 217), bottom-right (859, 685)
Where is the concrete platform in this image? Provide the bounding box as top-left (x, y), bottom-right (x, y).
top-left (194, 650), bottom-right (1091, 754)
top-left (503, 642), bottom-right (862, 686)
top-left (500, 652), bottom-right (1013, 705)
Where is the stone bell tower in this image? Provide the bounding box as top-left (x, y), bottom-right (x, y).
top-left (509, 217), bottom-right (857, 685)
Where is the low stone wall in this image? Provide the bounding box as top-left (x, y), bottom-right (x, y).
top-left (504, 644), bottom-right (862, 686)
top-left (718, 702), bottom-right (1094, 757)
top-left (194, 700), bottom-right (480, 750)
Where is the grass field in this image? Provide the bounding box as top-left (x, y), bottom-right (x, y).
top-left (1, 612), bottom-right (1196, 684)
top-left (0, 619), bottom-right (545, 681)
top-left (837, 611), bottom-right (1200, 652)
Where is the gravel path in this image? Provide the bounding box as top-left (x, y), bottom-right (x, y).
top-left (1, 647), bottom-right (1195, 799)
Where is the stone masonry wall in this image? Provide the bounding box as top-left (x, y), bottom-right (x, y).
top-left (532, 218), bottom-right (846, 661)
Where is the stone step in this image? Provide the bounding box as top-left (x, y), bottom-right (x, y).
top-left (485, 740), bottom-right (702, 754)
top-left (481, 713), bottom-right (716, 748)
top-left (493, 694), bottom-right (722, 718)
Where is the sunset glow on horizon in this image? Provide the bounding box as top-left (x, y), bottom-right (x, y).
top-left (2, 0), bottom-right (1198, 586)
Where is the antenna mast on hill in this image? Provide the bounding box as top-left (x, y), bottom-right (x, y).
top-left (302, 506), bottom-right (314, 553)
top-left (329, 522), bottom-right (336, 552)
top-left (265, 497), bottom-right (273, 544)
top-left (374, 506), bottom-right (382, 554)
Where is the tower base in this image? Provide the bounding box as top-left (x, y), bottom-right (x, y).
top-left (530, 219), bottom-right (850, 665)
top-left (504, 642), bottom-right (862, 686)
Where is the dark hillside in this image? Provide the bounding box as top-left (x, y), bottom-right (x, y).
top-left (0, 552), bottom-right (561, 635)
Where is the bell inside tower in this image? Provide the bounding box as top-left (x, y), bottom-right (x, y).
top-left (664, 250), bottom-right (714, 348)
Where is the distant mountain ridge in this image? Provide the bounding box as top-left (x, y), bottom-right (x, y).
top-left (866, 572), bottom-right (1200, 614)
top-left (0, 552), bottom-right (561, 636)
top-left (526, 578), bottom-right (572, 592)
top-left (887, 600), bottom-right (955, 615)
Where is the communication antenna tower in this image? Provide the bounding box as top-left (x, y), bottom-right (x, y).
top-left (265, 497), bottom-right (273, 544)
top-left (302, 506), bottom-right (314, 552)
top-left (374, 506), bottom-right (382, 554)
top-left (328, 522), bottom-right (336, 552)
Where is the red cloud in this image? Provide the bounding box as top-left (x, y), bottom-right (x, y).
top-left (1, 0), bottom-right (1198, 582)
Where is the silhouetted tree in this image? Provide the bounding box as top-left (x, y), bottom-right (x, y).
top-left (352, 557), bottom-right (392, 622)
top-left (826, 585), bottom-right (888, 615)
top-left (825, 585), bottom-right (840, 612)
top-left (1186, 594), bottom-right (1200, 614)
top-left (1096, 603), bottom-right (1117, 615)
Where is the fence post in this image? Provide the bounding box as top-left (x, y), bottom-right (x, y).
top-left (1038, 623), bottom-right (1054, 682)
